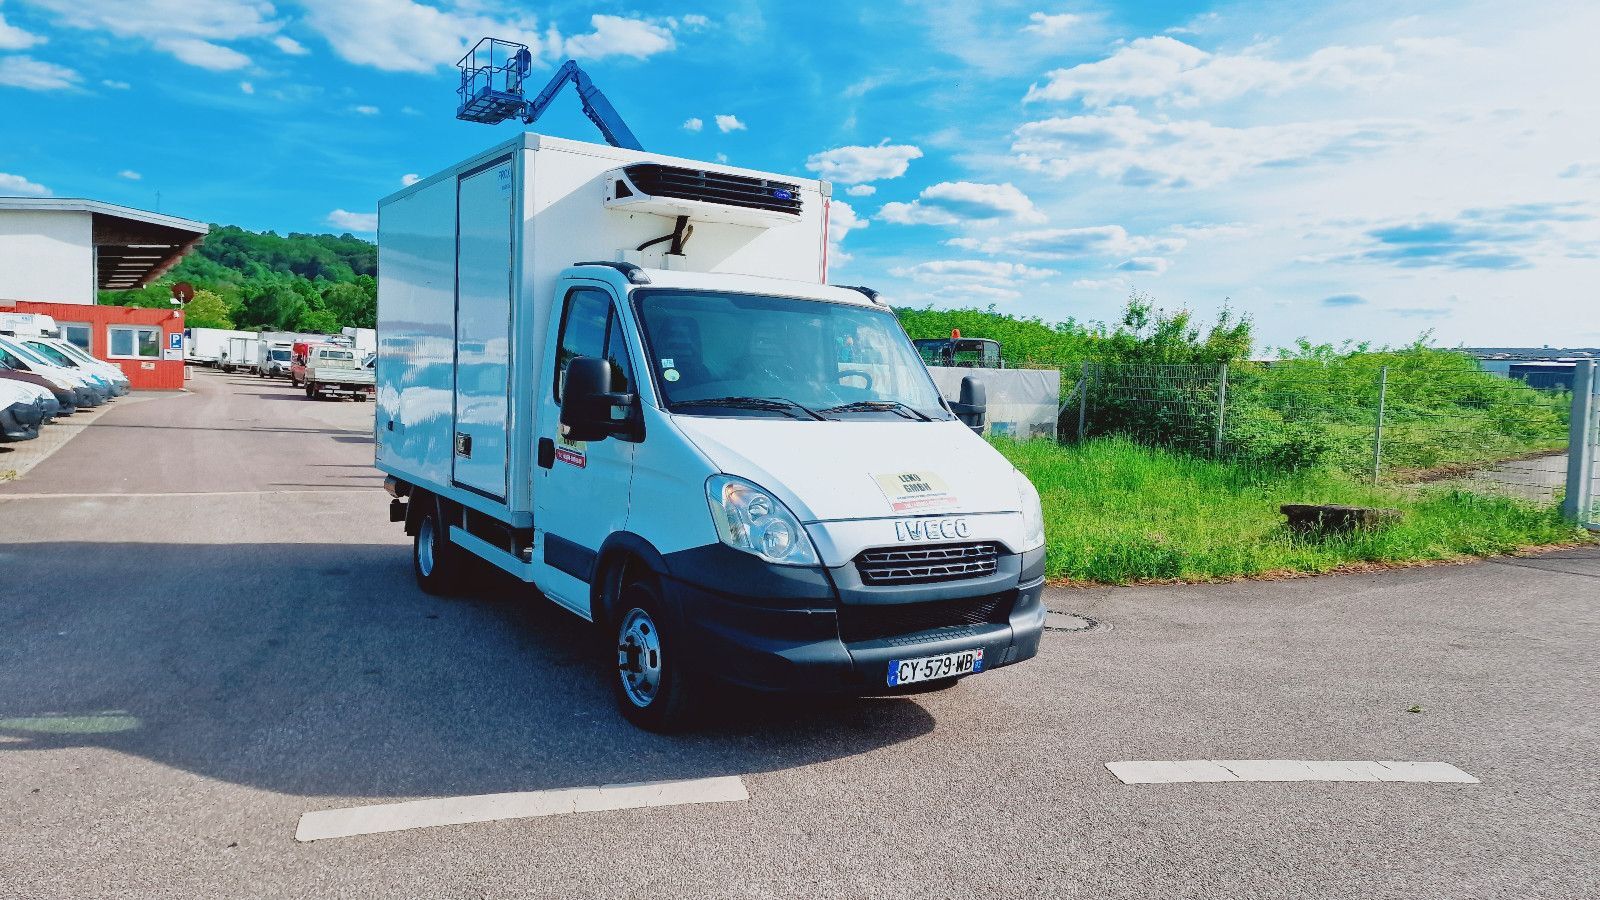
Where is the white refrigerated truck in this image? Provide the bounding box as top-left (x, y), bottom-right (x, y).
top-left (375, 133), bottom-right (1046, 729)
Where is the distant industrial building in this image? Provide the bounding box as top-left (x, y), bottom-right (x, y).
top-left (0, 197), bottom-right (208, 389)
top-left (0, 197), bottom-right (208, 304)
top-left (1462, 347), bottom-right (1599, 393)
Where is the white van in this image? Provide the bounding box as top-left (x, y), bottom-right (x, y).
top-left (375, 134), bottom-right (1046, 729)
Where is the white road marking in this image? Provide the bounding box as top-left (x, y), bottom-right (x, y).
top-left (1106, 760), bottom-right (1478, 785)
top-left (294, 776), bottom-right (750, 842)
top-left (0, 489), bottom-right (372, 500)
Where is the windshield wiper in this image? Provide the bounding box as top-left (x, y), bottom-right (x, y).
top-left (673, 396), bottom-right (827, 421)
top-left (819, 399), bottom-right (934, 422)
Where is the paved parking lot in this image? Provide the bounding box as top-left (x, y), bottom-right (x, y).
top-left (1, 370), bottom-right (1595, 898)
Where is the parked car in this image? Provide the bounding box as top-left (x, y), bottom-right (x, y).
top-left (23, 337), bottom-right (131, 396)
top-left (0, 379), bottom-right (50, 442)
top-left (0, 335), bottom-right (105, 408)
top-left (302, 345), bottom-right (375, 401)
top-left (0, 359), bottom-right (78, 415)
top-left (258, 341), bottom-right (294, 378)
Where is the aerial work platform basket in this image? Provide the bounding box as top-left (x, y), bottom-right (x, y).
top-left (456, 38), bottom-right (533, 124)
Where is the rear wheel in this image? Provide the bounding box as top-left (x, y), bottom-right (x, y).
top-left (412, 503), bottom-right (463, 595)
top-left (611, 577), bottom-right (697, 732)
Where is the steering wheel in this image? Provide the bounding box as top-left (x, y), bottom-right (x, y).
top-left (836, 369), bottom-right (874, 391)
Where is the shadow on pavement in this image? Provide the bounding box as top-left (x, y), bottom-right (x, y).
top-left (0, 542), bottom-right (935, 798)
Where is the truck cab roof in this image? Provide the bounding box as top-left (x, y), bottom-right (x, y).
top-left (562, 264), bottom-right (883, 310)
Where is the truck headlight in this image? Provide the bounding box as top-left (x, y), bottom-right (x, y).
top-left (1015, 469), bottom-right (1045, 552)
top-left (706, 474), bottom-right (819, 566)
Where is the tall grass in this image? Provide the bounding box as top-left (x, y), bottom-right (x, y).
top-left (998, 437), bottom-right (1583, 584)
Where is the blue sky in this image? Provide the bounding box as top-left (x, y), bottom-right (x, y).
top-left (1, 0), bottom-right (1596, 349)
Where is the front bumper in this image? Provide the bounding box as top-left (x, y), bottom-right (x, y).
top-left (0, 400), bottom-right (43, 442)
top-left (659, 542), bottom-right (1047, 693)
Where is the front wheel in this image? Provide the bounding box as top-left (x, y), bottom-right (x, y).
top-left (304, 383), bottom-right (315, 399)
top-left (611, 579), bottom-right (697, 732)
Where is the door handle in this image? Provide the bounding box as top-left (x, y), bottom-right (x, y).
top-left (537, 437), bottom-right (555, 469)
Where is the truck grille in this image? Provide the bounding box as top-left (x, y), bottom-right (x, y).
top-left (855, 542), bottom-right (999, 586)
top-left (838, 593), bottom-right (1012, 644)
top-left (621, 164), bottom-right (803, 216)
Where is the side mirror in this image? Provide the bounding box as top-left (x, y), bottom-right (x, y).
top-left (560, 356), bottom-right (636, 443)
top-left (949, 375), bottom-right (987, 434)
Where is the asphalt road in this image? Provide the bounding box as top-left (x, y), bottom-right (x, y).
top-left (1, 370), bottom-right (1596, 899)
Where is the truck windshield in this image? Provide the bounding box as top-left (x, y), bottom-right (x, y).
top-left (634, 290), bottom-right (950, 421)
top-left (270, 350), bottom-right (291, 361)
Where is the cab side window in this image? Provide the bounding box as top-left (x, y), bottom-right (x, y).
top-left (554, 288), bottom-right (634, 401)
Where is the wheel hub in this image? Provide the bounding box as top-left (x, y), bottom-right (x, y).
top-left (616, 608), bottom-right (662, 708)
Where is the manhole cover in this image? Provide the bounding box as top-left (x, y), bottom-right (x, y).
top-left (1045, 611), bottom-right (1101, 632)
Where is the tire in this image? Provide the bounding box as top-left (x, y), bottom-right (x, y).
top-left (304, 384), bottom-right (315, 399)
top-left (354, 393), bottom-right (368, 403)
top-left (610, 577), bottom-right (697, 732)
top-left (412, 503), bottom-right (463, 596)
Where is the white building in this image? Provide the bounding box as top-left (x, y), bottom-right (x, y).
top-left (0, 198), bottom-right (209, 304)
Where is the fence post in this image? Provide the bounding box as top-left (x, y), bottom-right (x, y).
top-left (1077, 362), bottom-right (1089, 443)
top-left (1562, 359), bottom-right (1596, 524)
top-left (1372, 365), bottom-right (1389, 485)
top-left (1214, 363), bottom-right (1229, 458)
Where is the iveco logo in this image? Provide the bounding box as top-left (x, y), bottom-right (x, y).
top-left (895, 518), bottom-right (971, 542)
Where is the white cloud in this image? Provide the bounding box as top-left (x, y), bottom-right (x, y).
top-left (715, 113), bottom-right (745, 133)
top-left (301, 4), bottom-right (677, 74)
top-left (826, 199), bottom-right (866, 266)
top-left (1116, 256), bottom-right (1170, 274)
top-left (25, 0), bottom-right (277, 69)
top-left (239, 80), bottom-right (254, 94)
top-left (714, 152), bottom-right (728, 164)
top-left (155, 37), bottom-right (252, 70)
top-left (0, 172), bottom-right (51, 196)
top-left (564, 14), bottom-right (675, 60)
top-left (680, 14), bottom-right (709, 29)
top-left (950, 224), bottom-right (1184, 261)
top-left (1025, 35), bottom-right (1399, 107)
top-left (1022, 12), bottom-right (1079, 37)
top-left (1071, 277), bottom-right (1127, 291)
top-left (0, 55), bottom-right (78, 90)
top-left (118, 170), bottom-right (141, 180)
top-left (845, 184), bottom-right (876, 197)
top-left (327, 209), bottom-right (377, 232)
top-left (102, 79), bottom-right (129, 90)
top-left (401, 173), bottom-right (420, 186)
top-left (891, 260), bottom-right (1055, 282)
top-left (273, 34), bottom-right (308, 55)
top-left (1012, 105), bottom-right (1412, 188)
top-left (682, 117), bottom-right (703, 132)
top-left (0, 12), bottom-right (45, 50)
top-left (805, 143), bottom-right (923, 184)
top-left (302, 0), bottom-right (545, 74)
top-left (880, 182), bottom-right (1046, 226)
top-left (352, 105), bottom-right (380, 115)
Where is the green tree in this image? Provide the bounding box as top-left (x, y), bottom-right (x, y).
top-left (182, 289), bottom-right (234, 329)
top-left (296, 307), bottom-right (340, 334)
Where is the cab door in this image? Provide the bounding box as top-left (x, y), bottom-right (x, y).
top-left (534, 283), bottom-right (639, 619)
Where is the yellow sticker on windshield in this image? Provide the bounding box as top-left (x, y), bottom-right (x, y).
top-left (874, 472), bottom-right (957, 512)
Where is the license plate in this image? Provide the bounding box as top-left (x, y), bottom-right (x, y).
top-left (887, 648), bottom-right (984, 686)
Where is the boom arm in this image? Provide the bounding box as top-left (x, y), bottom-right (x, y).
top-left (519, 57), bottom-right (644, 151)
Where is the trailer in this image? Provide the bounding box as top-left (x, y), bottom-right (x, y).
top-left (187, 328), bottom-right (255, 366)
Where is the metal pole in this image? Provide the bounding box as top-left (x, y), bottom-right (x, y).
top-left (1214, 363), bottom-right (1229, 458)
top-left (1077, 362), bottom-right (1090, 443)
top-left (1562, 360), bottom-right (1596, 524)
top-left (1372, 366), bottom-right (1389, 485)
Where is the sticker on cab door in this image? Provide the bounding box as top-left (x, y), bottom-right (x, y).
top-left (874, 471), bottom-right (957, 513)
top-left (555, 435), bottom-right (587, 468)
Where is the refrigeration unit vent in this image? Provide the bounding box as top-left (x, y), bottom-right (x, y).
top-left (605, 164), bottom-right (803, 228)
